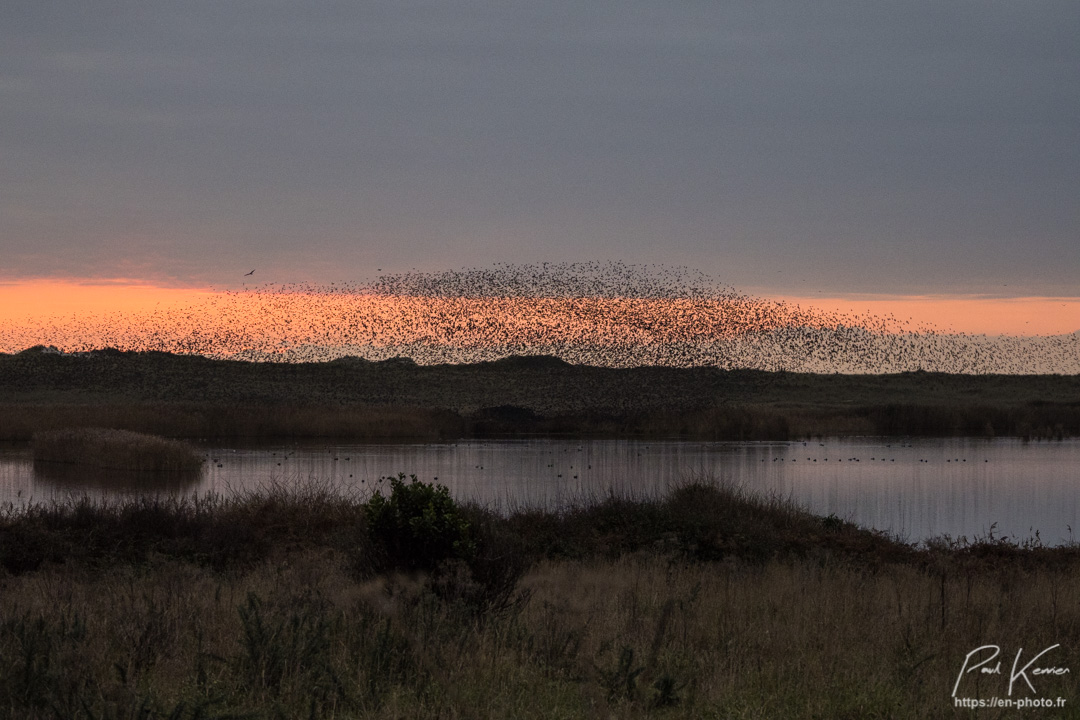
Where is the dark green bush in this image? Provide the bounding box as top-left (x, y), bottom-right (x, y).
top-left (360, 476), bottom-right (533, 614)
top-left (363, 474), bottom-right (476, 574)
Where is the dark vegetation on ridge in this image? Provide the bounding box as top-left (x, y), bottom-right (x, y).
top-left (1, 348), bottom-right (1078, 440)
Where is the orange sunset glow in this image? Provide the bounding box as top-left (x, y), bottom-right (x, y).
top-left (1, 277), bottom-right (1077, 374)
top-left (770, 294), bottom-right (1080, 337)
top-left (0, 280), bottom-right (217, 323)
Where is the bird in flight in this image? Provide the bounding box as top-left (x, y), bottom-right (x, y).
top-left (244, 269), bottom-right (255, 276)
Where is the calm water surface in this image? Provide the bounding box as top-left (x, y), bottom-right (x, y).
top-left (2, 438), bottom-right (1077, 545)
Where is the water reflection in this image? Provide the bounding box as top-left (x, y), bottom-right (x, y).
top-left (32, 460), bottom-right (204, 494)
top-left (2, 438), bottom-right (1078, 545)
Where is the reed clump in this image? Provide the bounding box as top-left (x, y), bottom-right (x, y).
top-left (31, 427), bottom-right (204, 472)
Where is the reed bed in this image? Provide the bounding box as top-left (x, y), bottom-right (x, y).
top-left (31, 428), bottom-right (204, 472)
top-left (3, 399), bottom-right (1078, 442)
top-left (2, 480), bottom-right (1080, 717)
top-left (2, 404), bottom-right (466, 441)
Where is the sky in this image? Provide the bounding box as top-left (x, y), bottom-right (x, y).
top-left (2, 2), bottom-right (1078, 316)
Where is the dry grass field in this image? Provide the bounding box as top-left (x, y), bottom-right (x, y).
top-left (2, 480), bottom-right (1079, 718)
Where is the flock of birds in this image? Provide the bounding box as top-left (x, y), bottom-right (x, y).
top-left (2, 262), bottom-right (1077, 374)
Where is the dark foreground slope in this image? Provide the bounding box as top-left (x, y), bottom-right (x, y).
top-left (2, 481), bottom-right (1078, 718)
top-left (2, 348), bottom-right (1078, 439)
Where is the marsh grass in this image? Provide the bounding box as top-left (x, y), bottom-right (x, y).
top-left (4, 399), bottom-right (1077, 443)
top-left (3, 481), bottom-right (1080, 718)
top-left (4, 404), bottom-right (465, 442)
top-left (32, 428), bottom-right (204, 473)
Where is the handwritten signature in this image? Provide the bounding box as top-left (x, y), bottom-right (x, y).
top-left (954, 645), bottom-right (1070, 697)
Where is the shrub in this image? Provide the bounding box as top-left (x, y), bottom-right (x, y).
top-left (359, 475), bottom-right (533, 614)
top-left (363, 474), bottom-right (476, 575)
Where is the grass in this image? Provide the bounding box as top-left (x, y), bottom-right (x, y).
top-left (32, 428), bottom-right (205, 472)
top-left (2, 479), bottom-right (1080, 718)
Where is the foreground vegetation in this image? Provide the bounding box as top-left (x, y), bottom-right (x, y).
top-left (2, 348), bottom-right (1078, 440)
top-left (2, 479), bottom-right (1079, 718)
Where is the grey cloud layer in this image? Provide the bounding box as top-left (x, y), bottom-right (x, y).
top-left (2, 1), bottom-right (1077, 293)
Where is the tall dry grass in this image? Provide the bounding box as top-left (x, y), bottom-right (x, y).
top-left (2, 548), bottom-right (1079, 718)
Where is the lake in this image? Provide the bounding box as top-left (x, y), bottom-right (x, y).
top-left (2, 437), bottom-right (1078, 545)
